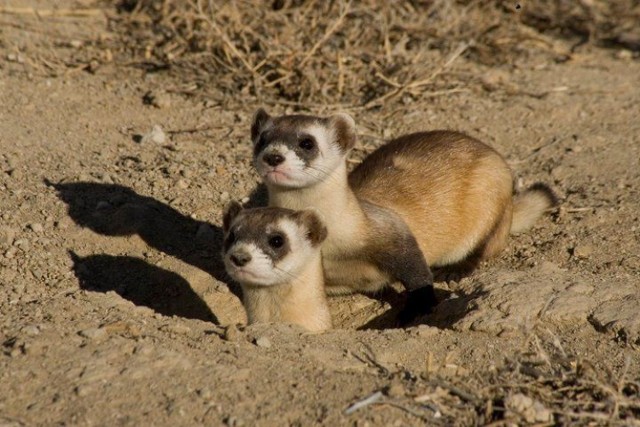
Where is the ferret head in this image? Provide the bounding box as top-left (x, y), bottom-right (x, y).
top-left (222, 201), bottom-right (328, 287)
top-left (250, 108), bottom-right (357, 188)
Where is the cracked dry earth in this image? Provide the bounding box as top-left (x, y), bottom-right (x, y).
top-left (1, 3), bottom-right (640, 426)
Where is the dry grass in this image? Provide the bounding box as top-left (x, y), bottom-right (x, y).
top-left (109, 0), bottom-right (638, 111)
top-left (390, 329), bottom-right (640, 425)
top-left (108, 0), bottom-right (555, 110)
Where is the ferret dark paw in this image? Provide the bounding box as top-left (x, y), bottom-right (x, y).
top-left (397, 287), bottom-right (438, 326)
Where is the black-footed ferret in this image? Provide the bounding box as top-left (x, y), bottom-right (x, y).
top-left (249, 109), bottom-right (558, 323)
top-left (222, 201), bottom-right (331, 332)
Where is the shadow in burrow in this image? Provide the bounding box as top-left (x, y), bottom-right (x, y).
top-left (47, 180), bottom-right (242, 321)
top-left (357, 279), bottom-right (488, 331)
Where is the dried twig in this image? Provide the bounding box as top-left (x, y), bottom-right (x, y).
top-left (344, 391), bottom-right (384, 415)
top-left (299, 1), bottom-right (351, 68)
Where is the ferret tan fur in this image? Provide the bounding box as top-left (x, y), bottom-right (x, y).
top-left (222, 203), bottom-right (331, 332)
top-left (251, 109), bottom-right (557, 321)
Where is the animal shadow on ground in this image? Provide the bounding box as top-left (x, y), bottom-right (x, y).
top-left (69, 251), bottom-right (218, 323)
top-left (48, 180), bottom-right (240, 322)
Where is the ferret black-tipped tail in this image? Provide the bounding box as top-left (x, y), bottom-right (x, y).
top-left (511, 183), bottom-right (558, 234)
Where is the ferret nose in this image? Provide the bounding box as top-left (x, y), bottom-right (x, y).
top-left (230, 252), bottom-right (251, 267)
top-left (263, 153), bottom-right (285, 167)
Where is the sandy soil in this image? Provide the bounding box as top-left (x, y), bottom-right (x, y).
top-left (1, 1), bottom-right (639, 426)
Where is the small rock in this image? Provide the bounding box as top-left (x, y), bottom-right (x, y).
top-left (7, 53), bottom-right (25, 63)
top-left (70, 40), bottom-right (83, 48)
top-left (505, 393), bottom-right (553, 423)
top-left (616, 49), bottom-right (633, 60)
top-left (175, 179), bottom-right (189, 190)
top-left (79, 327), bottom-right (108, 341)
top-left (21, 325), bottom-right (40, 336)
top-left (219, 192), bottom-right (231, 203)
top-left (241, 197), bottom-right (250, 204)
top-left (8, 168), bottom-right (22, 179)
top-left (29, 223), bottom-right (44, 233)
top-left (573, 244), bottom-right (593, 259)
top-left (481, 70), bottom-right (510, 92)
top-left (14, 238), bottom-right (29, 251)
top-left (255, 336), bottom-right (272, 348)
top-left (5, 247), bottom-right (18, 259)
top-left (144, 90), bottom-right (171, 109)
top-left (75, 384), bottom-right (92, 397)
top-left (198, 387), bottom-right (213, 400)
top-left (141, 125), bottom-right (166, 144)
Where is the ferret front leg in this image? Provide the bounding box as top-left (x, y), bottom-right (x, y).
top-left (374, 235), bottom-right (438, 326)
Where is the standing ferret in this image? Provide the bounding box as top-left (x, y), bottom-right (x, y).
top-left (222, 202), bottom-right (331, 332)
top-left (249, 109), bottom-right (557, 323)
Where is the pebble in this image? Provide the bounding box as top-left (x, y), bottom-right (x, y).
top-left (145, 90), bottom-right (171, 109)
top-left (480, 69), bottom-right (510, 92)
top-left (573, 244), bottom-right (594, 259)
top-left (616, 49), bottom-right (633, 60)
top-left (141, 125), bottom-right (167, 144)
top-left (21, 325), bottom-right (40, 336)
top-left (14, 238), bottom-right (29, 251)
top-left (7, 53), bottom-right (25, 63)
top-left (505, 393), bottom-right (553, 423)
top-left (79, 327), bottom-right (108, 341)
top-left (219, 192), bottom-right (231, 203)
top-left (175, 179), bottom-right (189, 189)
top-left (5, 247), bottom-right (18, 259)
top-left (75, 384), bottom-right (92, 397)
top-left (255, 336), bottom-right (272, 348)
top-left (29, 223), bottom-right (44, 233)
top-left (198, 387), bottom-right (213, 400)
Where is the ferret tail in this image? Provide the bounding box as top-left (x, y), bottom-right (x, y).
top-left (510, 183), bottom-right (558, 234)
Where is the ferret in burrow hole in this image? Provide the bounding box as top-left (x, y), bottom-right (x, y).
top-left (222, 201), bottom-right (331, 332)
top-left (249, 109), bottom-right (558, 324)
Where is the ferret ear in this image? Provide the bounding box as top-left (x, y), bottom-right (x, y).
top-left (328, 112), bottom-right (356, 152)
top-left (222, 201), bottom-right (243, 232)
top-left (251, 108), bottom-right (271, 143)
top-left (294, 210), bottom-right (328, 247)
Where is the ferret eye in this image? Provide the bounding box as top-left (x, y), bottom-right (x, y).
top-left (224, 231), bottom-right (236, 250)
top-left (267, 234), bottom-right (284, 249)
top-left (255, 134), bottom-right (268, 153)
top-left (298, 137), bottom-right (315, 150)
